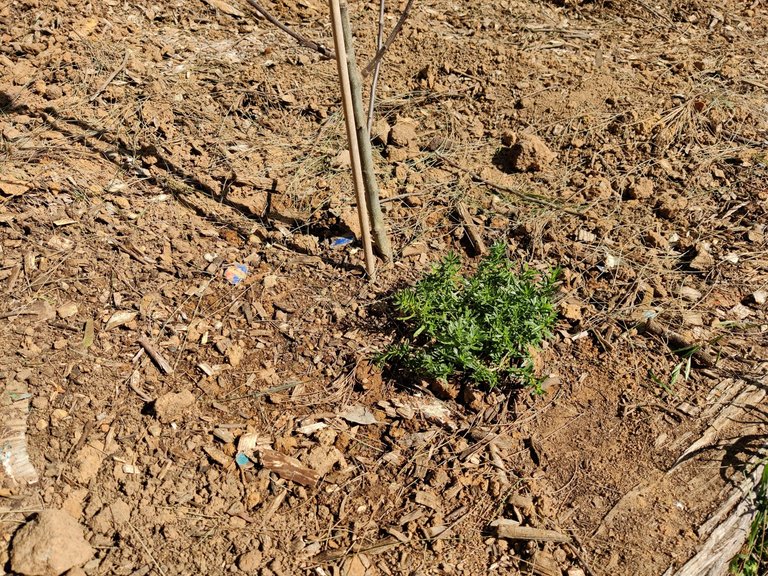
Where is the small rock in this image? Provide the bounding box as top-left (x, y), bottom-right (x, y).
top-left (331, 149), bottom-right (351, 169)
top-left (153, 389), bottom-right (195, 423)
top-left (656, 192), bottom-right (688, 219)
top-left (428, 379), bottom-right (459, 400)
top-left (44, 85), bottom-right (64, 100)
top-left (679, 286), bottom-right (702, 302)
top-left (730, 303), bottom-right (753, 320)
top-left (371, 118), bottom-right (390, 144)
top-left (425, 135), bottom-right (455, 152)
top-left (10, 510), bottom-right (95, 576)
top-left (75, 444), bottom-right (104, 484)
top-left (227, 343), bottom-right (244, 367)
top-left (584, 176), bottom-right (613, 200)
top-left (627, 177), bottom-right (654, 200)
top-left (689, 243), bottom-right (715, 271)
top-left (560, 300), bottom-right (582, 322)
top-left (238, 549), bottom-right (263, 573)
top-left (56, 303), bottom-right (78, 319)
top-left (305, 445), bottom-right (342, 475)
top-left (751, 290), bottom-right (767, 305)
top-left (509, 133), bottom-right (556, 172)
top-left (644, 230), bottom-right (668, 249)
top-left (402, 242), bottom-right (428, 257)
top-left (682, 312), bottom-right (703, 326)
top-left (389, 121), bottom-right (419, 148)
top-left (531, 549), bottom-right (561, 576)
top-left (109, 500), bottom-right (131, 525)
top-left (338, 206), bottom-right (361, 238)
top-left (16, 368), bottom-right (34, 382)
top-left (341, 555), bottom-right (366, 576)
top-left (746, 225), bottom-right (764, 243)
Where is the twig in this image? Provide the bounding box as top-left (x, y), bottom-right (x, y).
top-left (361, 0), bottom-right (414, 77)
top-left (126, 521), bottom-right (168, 576)
top-left (366, 0), bottom-right (386, 134)
top-left (225, 380), bottom-right (301, 401)
top-left (642, 319), bottom-right (716, 367)
top-left (437, 153), bottom-right (589, 219)
top-left (628, 0), bottom-right (674, 24)
top-left (138, 336), bottom-right (174, 375)
top-left (0, 309), bottom-right (38, 319)
top-left (341, 2), bottom-right (392, 262)
top-left (90, 48), bottom-right (129, 102)
top-left (455, 201), bottom-right (487, 255)
top-left (245, 0), bottom-right (334, 59)
top-left (329, 0), bottom-right (376, 280)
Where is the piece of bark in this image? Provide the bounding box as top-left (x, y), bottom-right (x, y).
top-left (493, 520), bottom-right (571, 543)
top-left (258, 449), bottom-right (319, 486)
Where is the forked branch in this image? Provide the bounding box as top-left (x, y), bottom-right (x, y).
top-left (244, 0), bottom-right (415, 76)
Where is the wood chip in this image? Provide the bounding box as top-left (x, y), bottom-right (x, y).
top-left (492, 520), bottom-right (571, 543)
top-left (258, 449), bottom-right (320, 486)
top-left (414, 490), bottom-right (442, 511)
top-left (105, 311), bottom-right (137, 331)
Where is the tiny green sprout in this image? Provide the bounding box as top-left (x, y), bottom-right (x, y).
top-left (378, 243), bottom-right (559, 392)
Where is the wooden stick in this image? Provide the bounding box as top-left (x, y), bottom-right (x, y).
top-left (340, 3), bottom-right (392, 262)
top-left (90, 48), bottom-right (129, 102)
top-left (329, 0), bottom-right (376, 280)
top-left (456, 201), bottom-right (487, 255)
top-left (138, 336), bottom-right (174, 375)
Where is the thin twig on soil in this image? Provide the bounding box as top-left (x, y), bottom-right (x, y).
top-left (126, 521), bottom-right (168, 576)
top-left (225, 380), bottom-right (301, 401)
top-left (361, 0), bottom-right (415, 77)
top-left (437, 153), bottom-right (590, 219)
top-left (89, 48), bottom-right (129, 102)
top-left (628, 0), bottom-right (673, 24)
top-left (244, 0), bottom-right (334, 58)
top-left (641, 319), bottom-right (716, 367)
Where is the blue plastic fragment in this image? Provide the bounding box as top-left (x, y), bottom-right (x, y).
top-left (235, 452), bottom-right (251, 467)
top-left (331, 236), bottom-right (354, 247)
top-left (224, 263), bottom-right (248, 285)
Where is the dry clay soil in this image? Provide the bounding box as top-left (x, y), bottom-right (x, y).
top-left (1, 0), bottom-right (768, 575)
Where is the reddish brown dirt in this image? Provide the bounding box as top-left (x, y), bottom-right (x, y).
top-left (1, 1), bottom-right (767, 575)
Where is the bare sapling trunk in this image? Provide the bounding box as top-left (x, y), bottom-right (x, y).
top-left (340, 3), bottom-right (393, 262)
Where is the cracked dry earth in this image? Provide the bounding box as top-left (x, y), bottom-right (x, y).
top-left (1, 0), bottom-right (767, 575)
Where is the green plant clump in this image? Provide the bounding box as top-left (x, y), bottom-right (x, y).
top-left (380, 243), bottom-right (559, 391)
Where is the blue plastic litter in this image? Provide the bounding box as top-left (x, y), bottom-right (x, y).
top-left (331, 236), bottom-right (354, 247)
top-left (235, 452), bottom-right (251, 467)
top-left (224, 263), bottom-right (248, 285)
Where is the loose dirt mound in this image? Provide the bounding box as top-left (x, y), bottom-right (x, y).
top-left (1, 1), bottom-right (766, 575)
